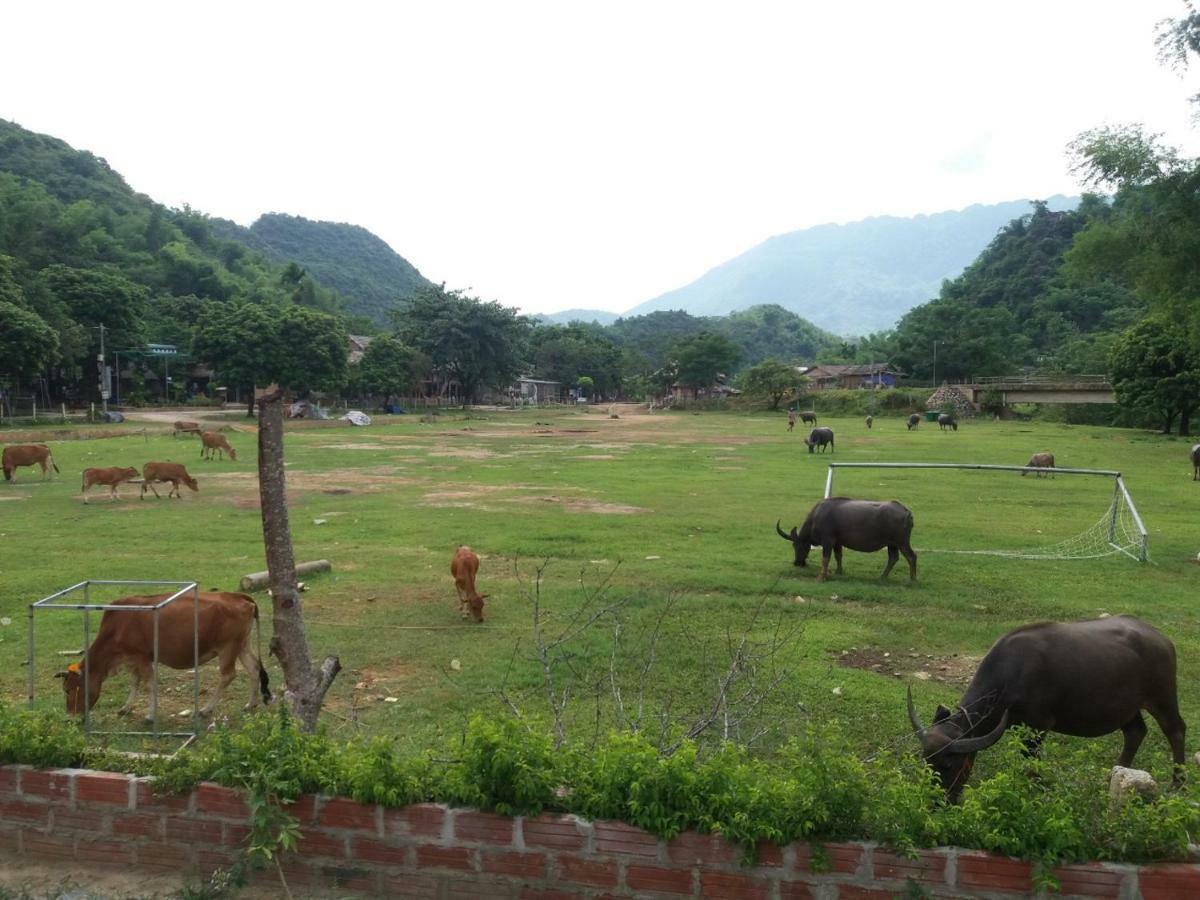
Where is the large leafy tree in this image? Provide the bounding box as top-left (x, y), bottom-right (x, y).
top-left (737, 358), bottom-right (806, 410)
top-left (0, 301), bottom-right (59, 377)
top-left (672, 331), bottom-right (741, 396)
top-left (353, 334), bottom-right (426, 402)
top-left (392, 285), bottom-right (530, 403)
top-left (39, 264), bottom-right (148, 354)
top-left (1108, 316), bottom-right (1200, 435)
top-left (530, 323), bottom-right (622, 399)
top-left (890, 298), bottom-right (1028, 382)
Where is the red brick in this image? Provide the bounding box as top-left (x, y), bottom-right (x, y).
top-left (956, 852), bottom-right (1033, 893)
top-left (166, 817), bottom-right (223, 843)
top-left (1052, 862), bottom-right (1126, 897)
top-left (381, 871), bottom-right (442, 898)
top-left (482, 849), bottom-right (546, 878)
top-left (112, 812), bottom-right (163, 839)
top-left (73, 838), bottom-right (133, 867)
top-left (1139, 863), bottom-right (1200, 899)
top-left (354, 836), bottom-right (410, 867)
top-left (416, 843), bottom-right (475, 871)
top-left (625, 864), bottom-right (693, 895)
top-left (446, 878), bottom-right (512, 899)
top-left (556, 854), bottom-right (618, 888)
top-left (755, 840), bottom-right (785, 868)
top-left (286, 792), bottom-right (318, 825)
top-left (455, 809), bottom-right (515, 844)
top-left (385, 803), bottom-right (446, 839)
top-left (319, 796), bottom-right (379, 832)
top-left (136, 843), bottom-right (194, 871)
top-left (0, 798), bottom-right (50, 825)
top-left (21, 831), bottom-right (75, 859)
top-left (794, 841), bottom-right (862, 875)
top-left (836, 888), bottom-right (894, 900)
top-left (520, 890), bottom-right (583, 900)
top-left (593, 820), bottom-right (659, 858)
top-left (316, 863), bottom-right (380, 891)
top-left (50, 808), bottom-right (107, 832)
top-left (779, 884), bottom-right (819, 900)
top-left (20, 769), bottom-right (72, 802)
top-left (873, 848), bottom-right (946, 884)
top-left (522, 813), bottom-right (585, 851)
top-left (0, 767), bottom-right (20, 794)
top-left (666, 830), bottom-right (740, 867)
top-left (133, 779), bottom-right (191, 813)
top-left (75, 771), bottom-right (131, 806)
top-left (0, 827), bottom-right (19, 853)
top-left (700, 870), bottom-right (771, 899)
top-left (275, 858), bottom-right (318, 888)
top-left (222, 822), bottom-right (251, 846)
top-left (296, 829), bottom-right (347, 859)
top-left (195, 783), bottom-right (248, 819)
top-left (195, 847), bottom-right (239, 871)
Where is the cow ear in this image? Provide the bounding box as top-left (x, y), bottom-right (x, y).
top-left (933, 704), bottom-right (952, 723)
top-left (54, 672), bottom-right (67, 679)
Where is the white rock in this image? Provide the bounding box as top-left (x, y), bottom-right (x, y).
top-left (831, 686), bottom-right (843, 696)
top-left (1109, 766), bottom-right (1157, 803)
top-left (645, 555), bottom-right (662, 560)
top-left (450, 659), bottom-right (462, 672)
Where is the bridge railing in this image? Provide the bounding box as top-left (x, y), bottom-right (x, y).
top-left (969, 374), bottom-right (1111, 386)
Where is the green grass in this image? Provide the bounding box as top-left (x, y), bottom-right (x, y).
top-left (2, 407), bottom-right (1197, 776)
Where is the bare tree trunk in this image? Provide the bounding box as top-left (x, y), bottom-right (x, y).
top-left (257, 386), bottom-right (340, 730)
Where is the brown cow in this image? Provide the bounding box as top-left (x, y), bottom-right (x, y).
top-left (2, 444), bottom-right (59, 482)
top-left (57, 591), bottom-right (270, 721)
top-left (1022, 452), bottom-right (1056, 478)
top-left (81, 466), bottom-right (140, 503)
top-left (451, 546), bottom-right (488, 622)
top-left (141, 462), bottom-right (199, 499)
top-left (200, 431), bottom-right (238, 461)
top-left (173, 420), bottom-right (202, 438)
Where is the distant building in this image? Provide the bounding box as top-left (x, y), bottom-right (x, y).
top-left (513, 376), bottom-right (561, 404)
top-left (800, 363), bottom-right (900, 390)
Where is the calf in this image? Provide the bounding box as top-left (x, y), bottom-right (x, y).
top-left (450, 546), bottom-right (488, 622)
top-left (58, 591), bottom-right (269, 722)
top-left (1022, 452), bottom-right (1055, 478)
top-left (805, 426), bottom-right (835, 454)
top-left (1192, 444), bottom-right (1200, 481)
top-left (865, 415), bottom-right (873, 429)
top-left (799, 411), bottom-right (818, 425)
top-left (200, 431), bottom-right (238, 461)
top-left (141, 462), bottom-right (199, 499)
top-left (2, 444), bottom-right (59, 481)
top-left (173, 420), bottom-right (202, 438)
top-left (907, 413), bottom-right (921, 431)
top-left (937, 413), bottom-right (958, 431)
top-left (81, 466), bottom-right (140, 503)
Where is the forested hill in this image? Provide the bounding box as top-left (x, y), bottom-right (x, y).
top-left (212, 214), bottom-right (433, 325)
top-left (626, 196), bottom-right (1078, 335)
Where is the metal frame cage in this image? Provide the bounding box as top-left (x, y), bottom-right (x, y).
top-left (823, 462), bottom-right (1149, 563)
top-left (28, 580), bottom-right (203, 750)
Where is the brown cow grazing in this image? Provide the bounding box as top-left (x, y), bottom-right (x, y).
top-left (200, 431), bottom-right (238, 461)
top-left (1022, 452), bottom-right (1055, 478)
top-left (2, 444), bottom-right (59, 481)
top-left (141, 462), bottom-right (199, 499)
top-left (451, 546), bottom-right (488, 622)
top-left (173, 420), bottom-right (202, 438)
top-left (82, 466), bottom-right (140, 503)
top-left (57, 591), bottom-right (270, 722)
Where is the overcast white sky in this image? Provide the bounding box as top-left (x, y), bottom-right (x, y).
top-left (4, 1), bottom-right (1199, 315)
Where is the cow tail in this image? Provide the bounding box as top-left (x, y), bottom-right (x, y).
top-left (254, 604), bottom-right (272, 703)
top-left (51, 457), bottom-right (60, 474)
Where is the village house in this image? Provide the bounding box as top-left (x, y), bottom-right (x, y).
top-left (799, 363), bottom-right (901, 390)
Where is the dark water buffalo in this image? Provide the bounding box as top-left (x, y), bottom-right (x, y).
top-left (776, 497), bottom-right (916, 581)
top-left (805, 427), bottom-right (834, 454)
top-left (937, 413), bottom-right (958, 431)
top-left (907, 413), bottom-right (921, 431)
top-left (907, 615), bottom-right (1186, 802)
top-left (799, 411), bottom-right (817, 425)
top-left (865, 415), bottom-right (873, 429)
top-left (1192, 444), bottom-right (1200, 481)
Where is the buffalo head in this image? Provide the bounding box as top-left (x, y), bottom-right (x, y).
top-left (776, 520), bottom-right (809, 567)
top-left (907, 686), bottom-right (1009, 802)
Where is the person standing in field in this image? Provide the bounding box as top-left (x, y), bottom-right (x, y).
top-left (787, 408), bottom-right (797, 431)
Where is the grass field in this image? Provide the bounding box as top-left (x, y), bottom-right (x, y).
top-left (1, 407), bottom-right (1197, 775)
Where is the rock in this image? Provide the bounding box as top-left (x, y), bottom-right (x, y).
top-left (1109, 766), bottom-right (1157, 804)
top-left (831, 686), bottom-right (843, 696)
top-left (1193, 751), bottom-right (1200, 768)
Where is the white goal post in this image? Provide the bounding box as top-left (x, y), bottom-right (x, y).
top-left (823, 462), bottom-right (1149, 563)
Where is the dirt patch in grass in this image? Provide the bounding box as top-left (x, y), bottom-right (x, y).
top-left (318, 442), bottom-right (390, 450)
top-left (0, 494), bottom-right (28, 501)
top-left (429, 447), bottom-right (502, 459)
top-left (834, 648), bottom-right (979, 686)
top-left (562, 499), bottom-right (648, 515)
top-left (574, 454), bottom-right (616, 460)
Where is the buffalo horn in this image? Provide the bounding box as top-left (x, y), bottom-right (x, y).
top-left (775, 520), bottom-right (795, 542)
top-left (948, 709), bottom-right (1011, 754)
top-left (906, 684), bottom-right (924, 733)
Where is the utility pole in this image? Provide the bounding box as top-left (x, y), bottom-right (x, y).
top-left (96, 324), bottom-right (109, 415)
top-left (932, 340), bottom-right (939, 387)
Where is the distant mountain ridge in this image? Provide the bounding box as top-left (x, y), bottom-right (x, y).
top-left (212, 213), bottom-right (433, 325)
top-left (537, 308), bottom-right (619, 326)
top-left (622, 197), bottom-right (1078, 336)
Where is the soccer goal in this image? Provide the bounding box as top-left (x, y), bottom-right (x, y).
top-left (823, 462), bottom-right (1149, 562)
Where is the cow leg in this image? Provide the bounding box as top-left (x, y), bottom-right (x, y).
top-left (239, 645), bottom-right (262, 710)
top-left (817, 547), bottom-right (832, 582)
top-left (1146, 702), bottom-right (1188, 783)
top-left (202, 653), bottom-right (239, 715)
top-left (118, 665), bottom-right (146, 717)
top-left (898, 546), bottom-right (918, 581)
top-left (833, 544), bottom-right (844, 574)
top-left (1117, 713), bottom-right (1148, 767)
top-left (110, 485), bottom-right (119, 502)
top-left (880, 546), bottom-right (899, 579)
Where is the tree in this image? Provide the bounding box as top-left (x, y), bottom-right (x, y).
top-left (890, 298), bottom-right (1028, 382)
top-left (0, 301), bottom-right (59, 376)
top-left (392, 285), bottom-right (529, 403)
top-left (672, 332), bottom-right (741, 397)
top-left (530, 323), bottom-right (622, 398)
top-left (39, 264), bottom-right (148, 356)
top-left (736, 358), bottom-right (805, 410)
top-left (576, 375), bottom-right (594, 398)
top-left (354, 334), bottom-right (425, 403)
top-left (1108, 316), bottom-right (1200, 435)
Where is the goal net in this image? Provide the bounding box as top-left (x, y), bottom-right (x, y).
top-left (823, 463), bottom-right (1149, 563)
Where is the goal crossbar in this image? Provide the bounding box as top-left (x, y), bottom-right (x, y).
top-left (822, 462), bottom-right (1148, 562)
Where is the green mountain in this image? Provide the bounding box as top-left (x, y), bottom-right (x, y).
top-left (626, 197), bottom-right (1079, 336)
top-left (212, 213), bottom-right (433, 325)
top-left (537, 308), bottom-right (620, 326)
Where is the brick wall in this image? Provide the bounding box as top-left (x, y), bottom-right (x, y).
top-left (0, 764), bottom-right (1196, 898)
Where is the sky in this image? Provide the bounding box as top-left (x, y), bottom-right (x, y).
top-left (3, 1), bottom-right (1199, 316)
